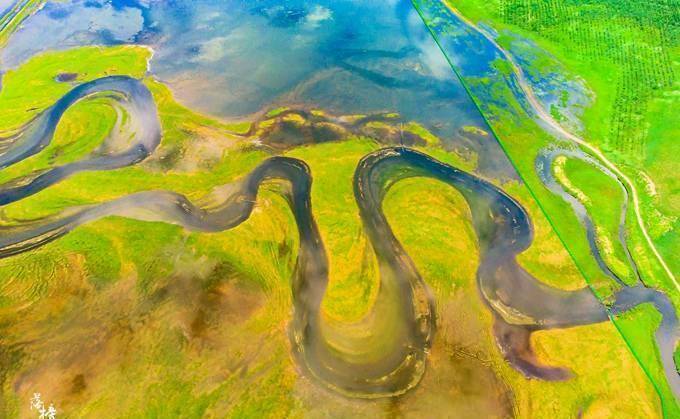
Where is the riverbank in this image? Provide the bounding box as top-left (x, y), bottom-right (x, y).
top-left (0, 43), bottom-right (665, 417)
top-left (411, 0), bottom-right (679, 413)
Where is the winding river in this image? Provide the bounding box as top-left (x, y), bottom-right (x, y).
top-left (536, 148), bottom-right (642, 287)
top-left (410, 0), bottom-right (680, 399)
top-left (410, 0), bottom-right (677, 289)
top-left (0, 75), bottom-right (160, 205)
top-left (0, 77), bottom-right (678, 398)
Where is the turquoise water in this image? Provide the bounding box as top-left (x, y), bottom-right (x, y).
top-left (2, 1), bottom-right (529, 178)
top-left (2, 1), bottom-right (486, 146)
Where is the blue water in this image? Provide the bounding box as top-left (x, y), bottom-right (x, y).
top-left (0, 0), bottom-right (15, 16)
top-left (1, 0), bottom-right (491, 147)
top-left (2, 0), bottom-right (679, 402)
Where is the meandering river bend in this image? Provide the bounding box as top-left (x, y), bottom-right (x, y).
top-left (0, 77), bottom-right (677, 397)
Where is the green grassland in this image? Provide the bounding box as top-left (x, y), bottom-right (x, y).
top-left (553, 154), bottom-right (680, 415)
top-left (0, 45), bottom-right (666, 417)
top-left (420, 0), bottom-right (680, 412)
top-left (555, 156), bottom-right (635, 284)
top-left (442, 0), bottom-right (679, 311)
